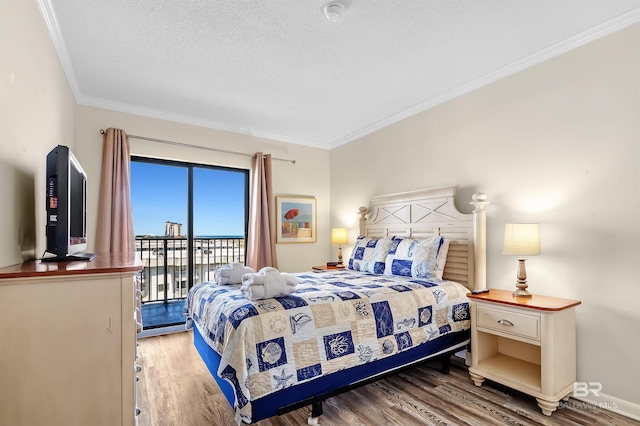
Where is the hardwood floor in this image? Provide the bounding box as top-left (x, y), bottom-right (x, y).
top-left (136, 331), bottom-right (638, 426)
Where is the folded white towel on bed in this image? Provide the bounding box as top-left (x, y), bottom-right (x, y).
top-left (240, 267), bottom-right (298, 300)
top-left (214, 263), bottom-right (256, 285)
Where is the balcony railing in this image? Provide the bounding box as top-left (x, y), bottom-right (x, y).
top-left (135, 236), bottom-right (245, 304)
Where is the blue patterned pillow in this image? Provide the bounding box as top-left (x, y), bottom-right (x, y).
top-left (348, 237), bottom-right (393, 274)
top-left (384, 236), bottom-right (444, 280)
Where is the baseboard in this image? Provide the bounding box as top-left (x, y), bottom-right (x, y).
top-left (573, 392), bottom-right (640, 421)
top-left (455, 348), bottom-right (472, 366)
top-left (454, 349), bottom-right (467, 360)
top-left (138, 324), bottom-right (187, 338)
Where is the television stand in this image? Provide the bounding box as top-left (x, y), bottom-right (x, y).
top-left (41, 252), bottom-right (96, 262)
top-left (0, 253), bottom-right (142, 425)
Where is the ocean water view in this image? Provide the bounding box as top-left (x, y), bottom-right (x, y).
top-left (135, 234), bottom-right (245, 239)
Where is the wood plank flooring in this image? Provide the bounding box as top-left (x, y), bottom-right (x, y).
top-left (136, 331), bottom-right (638, 426)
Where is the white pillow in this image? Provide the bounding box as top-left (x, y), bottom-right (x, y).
top-left (384, 236), bottom-right (444, 281)
top-left (435, 239), bottom-right (450, 280)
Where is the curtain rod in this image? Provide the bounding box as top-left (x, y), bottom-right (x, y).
top-left (99, 129), bottom-right (295, 164)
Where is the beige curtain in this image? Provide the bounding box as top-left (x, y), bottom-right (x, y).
top-left (95, 128), bottom-right (135, 253)
top-left (95, 128), bottom-right (141, 330)
top-left (247, 152), bottom-right (278, 270)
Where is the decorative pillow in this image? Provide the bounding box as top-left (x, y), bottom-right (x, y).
top-left (348, 237), bottom-right (393, 274)
top-left (435, 239), bottom-right (450, 280)
top-left (384, 236), bottom-right (444, 281)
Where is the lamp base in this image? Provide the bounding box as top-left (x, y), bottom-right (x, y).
top-left (513, 288), bottom-right (532, 298)
top-left (513, 280), bottom-right (532, 297)
top-left (512, 258), bottom-right (532, 297)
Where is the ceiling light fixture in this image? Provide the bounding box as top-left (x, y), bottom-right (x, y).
top-left (323, 2), bottom-right (345, 22)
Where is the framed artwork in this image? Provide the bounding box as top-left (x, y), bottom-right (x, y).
top-left (276, 196), bottom-right (317, 243)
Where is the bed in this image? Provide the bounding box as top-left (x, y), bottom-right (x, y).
top-left (185, 185), bottom-right (489, 424)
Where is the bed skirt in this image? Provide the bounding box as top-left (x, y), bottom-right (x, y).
top-left (193, 325), bottom-right (470, 423)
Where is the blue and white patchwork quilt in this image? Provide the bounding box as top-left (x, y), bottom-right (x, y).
top-left (185, 269), bottom-right (470, 423)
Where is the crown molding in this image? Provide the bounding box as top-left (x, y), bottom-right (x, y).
top-left (327, 7), bottom-right (640, 150)
top-left (38, 1), bottom-right (640, 151)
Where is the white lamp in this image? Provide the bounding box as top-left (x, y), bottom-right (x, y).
top-left (331, 228), bottom-right (348, 266)
top-left (503, 223), bottom-right (540, 297)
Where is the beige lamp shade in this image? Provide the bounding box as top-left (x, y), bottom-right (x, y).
top-left (331, 227), bottom-right (348, 245)
top-left (503, 224), bottom-right (540, 257)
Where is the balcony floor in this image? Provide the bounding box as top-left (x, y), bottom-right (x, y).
top-left (141, 299), bottom-right (187, 329)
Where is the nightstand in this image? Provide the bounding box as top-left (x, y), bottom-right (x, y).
top-left (312, 265), bottom-right (346, 271)
top-left (467, 289), bottom-right (581, 416)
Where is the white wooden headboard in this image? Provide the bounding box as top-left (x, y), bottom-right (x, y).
top-left (358, 186), bottom-right (488, 291)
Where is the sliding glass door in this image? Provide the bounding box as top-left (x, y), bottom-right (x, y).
top-left (131, 157), bottom-right (248, 329)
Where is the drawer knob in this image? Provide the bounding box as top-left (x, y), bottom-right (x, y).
top-left (498, 319), bottom-right (514, 326)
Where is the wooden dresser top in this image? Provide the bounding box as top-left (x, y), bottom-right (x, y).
top-left (0, 253), bottom-right (142, 280)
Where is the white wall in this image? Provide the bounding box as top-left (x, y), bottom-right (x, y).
top-left (74, 106), bottom-right (331, 273)
top-left (331, 24), bottom-right (640, 411)
top-left (0, 0), bottom-right (77, 267)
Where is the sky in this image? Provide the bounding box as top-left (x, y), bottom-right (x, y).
top-left (130, 161), bottom-right (246, 237)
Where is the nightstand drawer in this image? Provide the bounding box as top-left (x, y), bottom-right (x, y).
top-left (477, 305), bottom-right (540, 341)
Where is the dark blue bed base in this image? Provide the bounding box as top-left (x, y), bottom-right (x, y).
top-left (193, 325), bottom-right (470, 423)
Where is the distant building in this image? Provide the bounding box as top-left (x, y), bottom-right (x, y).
top-left (164, 221), bottom-right (183, 237)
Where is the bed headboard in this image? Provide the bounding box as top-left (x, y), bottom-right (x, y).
top-left (358, 186), bottom-right (488, 291)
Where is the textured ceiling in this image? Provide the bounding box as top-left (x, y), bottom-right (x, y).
top-left (39, 1), bottom-right (640, 149)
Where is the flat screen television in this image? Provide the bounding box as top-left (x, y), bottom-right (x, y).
top-left (42, 145), bottom-right (95, 262)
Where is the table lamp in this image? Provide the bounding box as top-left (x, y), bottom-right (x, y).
top-left (331, 228), bottom-right (348, 266)
top-left (503, 223), bottom-right (540, 297)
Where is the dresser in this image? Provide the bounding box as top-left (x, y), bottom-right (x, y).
top-left (467, 289), bottom-right (581, 416)
top-left (0, 253), bottom-right (143, 426)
